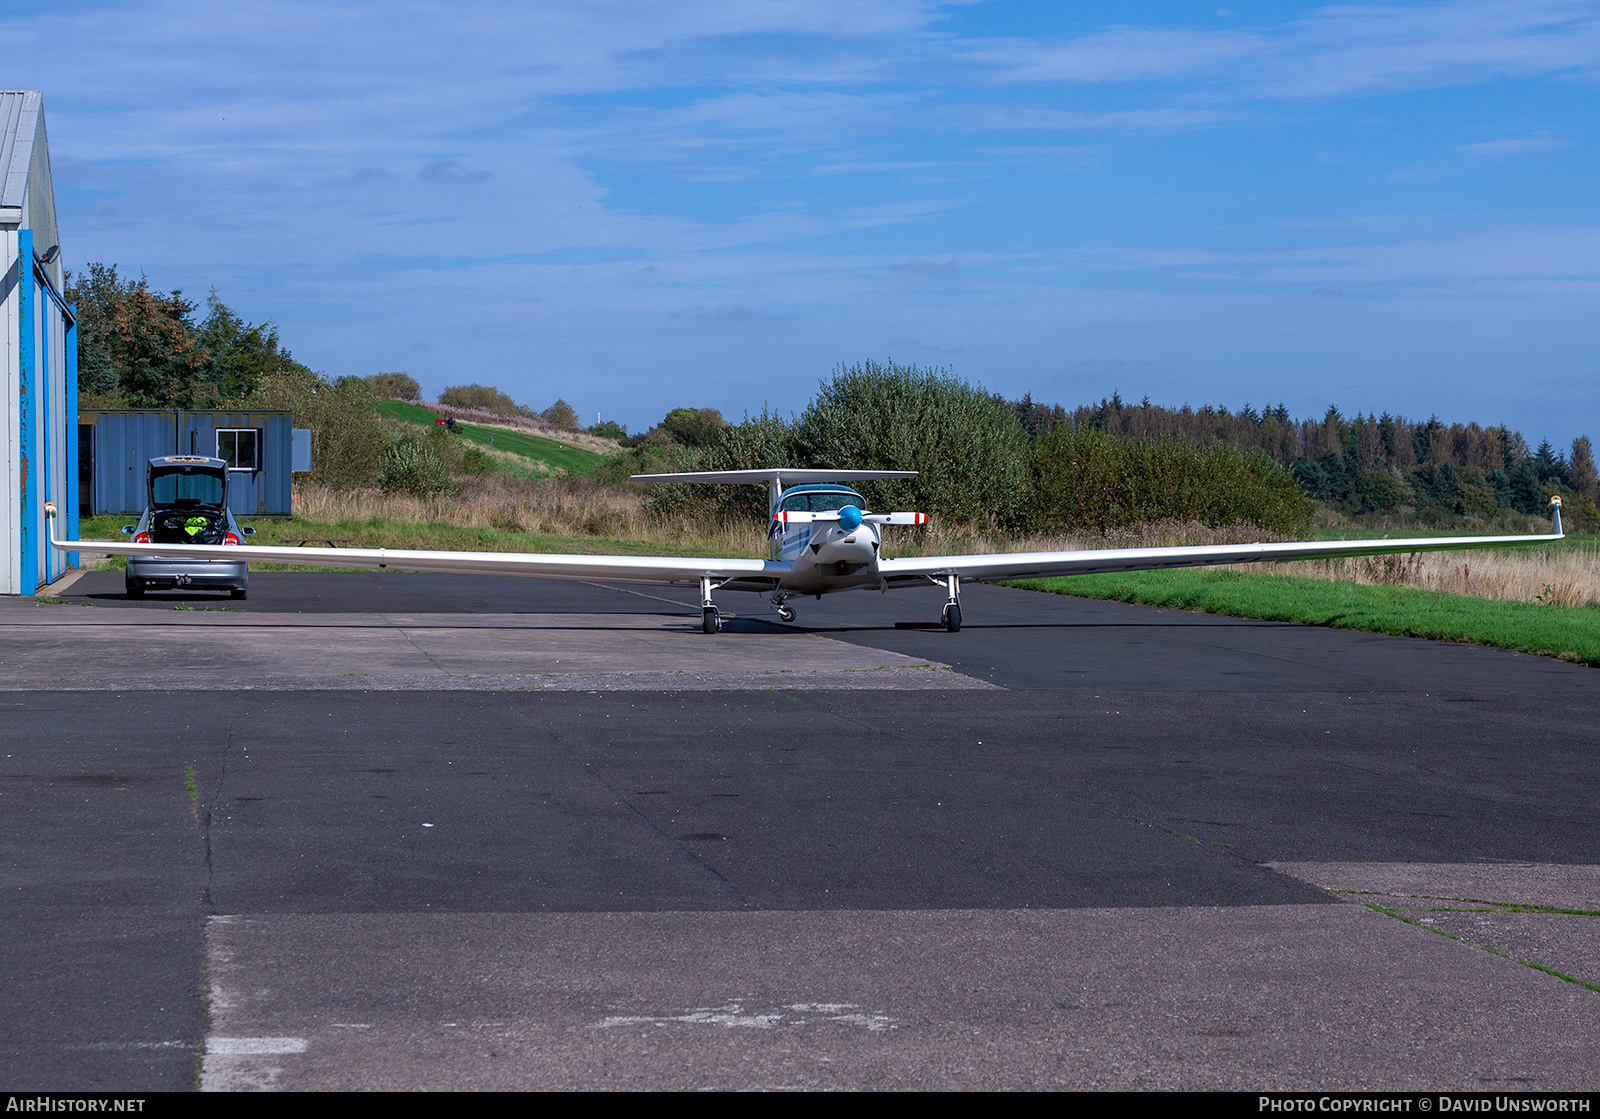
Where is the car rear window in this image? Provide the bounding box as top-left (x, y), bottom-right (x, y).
top-left (151, 469), bottom-right (226, 507)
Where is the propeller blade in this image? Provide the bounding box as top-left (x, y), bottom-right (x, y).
top-left (863, 512), bottom-right (929, 525)
top-left (772, 510), bottom-right (842, 523)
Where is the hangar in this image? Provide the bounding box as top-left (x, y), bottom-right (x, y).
top-left (1, 91), bottom-right (75, 594)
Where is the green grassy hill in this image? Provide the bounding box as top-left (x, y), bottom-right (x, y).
top-left (375, 400), bottom-right (607, 478)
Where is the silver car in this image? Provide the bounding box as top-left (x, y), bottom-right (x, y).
top-left (123, 455), bottom-right (255, 599)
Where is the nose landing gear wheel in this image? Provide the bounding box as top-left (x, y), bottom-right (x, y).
top-left (942, 603), bottom-right (961, 632)
top-left (702, 607), bottom-right (722, 634)
top-left (777, 605), bottom-right (795, 623)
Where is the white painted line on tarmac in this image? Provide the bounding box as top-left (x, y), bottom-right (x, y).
top-left (594, 1001), bottom-right (898, 1032)
top-left (206, 1037), bottom-right (308, 1055)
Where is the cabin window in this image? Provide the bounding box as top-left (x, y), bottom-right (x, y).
top-left (216, 429), bottom-right (260, 471)
top-left (779, 490), bottom-right (862, 514)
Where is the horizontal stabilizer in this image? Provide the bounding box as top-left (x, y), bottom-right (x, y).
top-left (773, 510), bottom-right (928, 525)
top-left (630, 468), bottom-right (917, 486)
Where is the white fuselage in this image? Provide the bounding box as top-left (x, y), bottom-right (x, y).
top-left (768, 486), bottom-right (884, 596)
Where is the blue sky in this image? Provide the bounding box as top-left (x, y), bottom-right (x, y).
top-left (9, 1), bottom-right (1598, 443)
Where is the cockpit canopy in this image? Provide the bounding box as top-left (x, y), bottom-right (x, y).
top-left (776, 485), bottom-right (865, 514)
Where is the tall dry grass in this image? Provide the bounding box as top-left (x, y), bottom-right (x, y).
top-left (1271, 551), bottom-right (1600, 608)
top-left (293, 478), bottom-right (768, 556)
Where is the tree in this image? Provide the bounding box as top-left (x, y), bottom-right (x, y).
top-left (794, 360), bottom-right (1030, 528)
top-left (658, 407), bottom-right (726, 447)
top-left (1028, 431), bottom-right (1314, 535)
top-left (249, 369), bottom-right (388, 489)
top-left (107, 284), bottom-right (213, 408)
top-left (365, 371), bottom-right (421, 401)
top-left (656, 407), bottom-right (797, 523)
top-left (65, 262), bottom-right (125, 400)
top-left (1355, 466), bottom-right (1406, 512)
top-left (1532, 439), bottom-right (1567, 486)
top-left (195, 290), bottom-right (305, 402)
top-left (68, 264), bottom-right (305, 407)
top-left (66, 263), bottom-right (212, 407)
top-left (1570, 436), bottom-right (1598, 501)
top-left (539, 399), bottom-right (580, 429)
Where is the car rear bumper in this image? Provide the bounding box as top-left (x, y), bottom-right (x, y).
top-left (126, 557), bottom-right (248, 588)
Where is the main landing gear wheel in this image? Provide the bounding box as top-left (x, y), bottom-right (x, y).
top-left (700, 576), bottom-right (724, 634)
top-left (939, 573), bottom-right (962, 632)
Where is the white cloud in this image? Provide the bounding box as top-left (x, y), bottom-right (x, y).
top-left (1458, 137), bottom-right (1571, 154)
top-left (1066, 227), bottom-right (1600, 286)
top-left (963, 0), bottom-right (1600, 99)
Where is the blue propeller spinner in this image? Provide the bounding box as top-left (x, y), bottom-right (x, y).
top-left (837, 505), bottom-right (865, 532)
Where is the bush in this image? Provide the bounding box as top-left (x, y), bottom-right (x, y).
top-left (794, 360), bottom-right (1030, 528)
top-left (251, 369), bottom-right (389, 489)
top-left (645, 408), bottom-right (799, 524)
top-left (366, 372), bottom-right (421, 401)
top-left (1027, 431), bottom-right (1315, 536)
top-left (1454, 481), bottom-right (1500, 518)
top-left (539, 398), bottom-right (580, 429)
top-left (439, 384), bottom-right (535, 420)
top-left (659, 407), bottom-right (727, 448)
top-left (1355, 466), bottom-right (1407, 512)
top-left (377, 437), bottom-right (455, 496)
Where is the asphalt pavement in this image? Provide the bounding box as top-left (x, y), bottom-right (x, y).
top-left (4, 571), bottom-right (1599, 1090)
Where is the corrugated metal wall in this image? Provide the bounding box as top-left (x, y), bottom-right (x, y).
top-left (2, 227), bottom-right (74, 593)
top-left (1, 228), bottom-right (21, 593)
top-left (83, 409), bottom-right (295, 515)
top-left (1, 95), bottom-right (75, 594)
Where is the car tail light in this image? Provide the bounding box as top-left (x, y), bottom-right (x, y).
top-left (133, 531), bottom-right (150, 544)
top-left (223, 532), bottom-right (241, 545)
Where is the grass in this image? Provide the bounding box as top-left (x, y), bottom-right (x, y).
top-left (1010, 568), bottom-right (1600, 666)
top-left (374, 399), bottom-right (608, 477)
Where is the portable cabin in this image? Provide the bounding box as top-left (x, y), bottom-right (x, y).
top-left (79, 408), bottom-right (303, 516)
top-left (1, 91), bottom-right (75, 594)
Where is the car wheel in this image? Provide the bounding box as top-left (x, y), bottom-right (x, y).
top-left (126, 581), bottom-right (144, 599)
top-left (231, 587), bottom-right (247, 600)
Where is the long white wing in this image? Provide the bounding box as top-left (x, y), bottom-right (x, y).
top-left (878, 528), bottom-right (1564, 584)
top-left (48, 525), bottom-right (787, 588)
